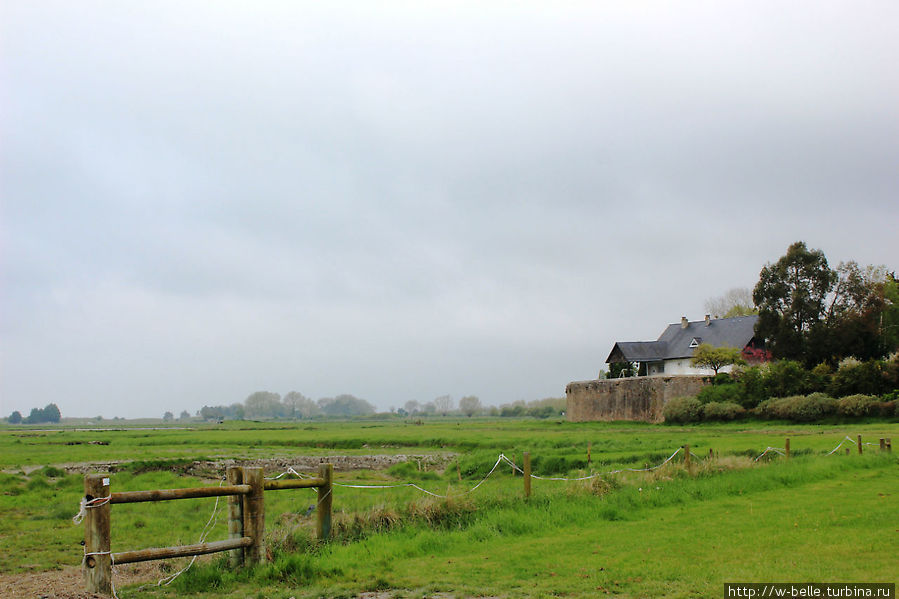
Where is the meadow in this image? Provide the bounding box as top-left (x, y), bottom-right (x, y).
top-left (1, 418), bottom-right (897, 597)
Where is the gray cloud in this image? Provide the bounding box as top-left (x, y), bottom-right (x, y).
top-left (2, 1), bottom-right (897, 417)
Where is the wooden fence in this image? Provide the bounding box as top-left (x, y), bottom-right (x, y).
top-left (82, 464), bottom-right (332, 595)
top-left (81, 434), bottom-right (893, 594)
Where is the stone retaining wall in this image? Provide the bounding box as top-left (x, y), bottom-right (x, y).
top-left (565, 375), bottom-right (710, 423)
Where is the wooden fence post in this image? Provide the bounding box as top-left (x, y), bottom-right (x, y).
top-left (587, 442), bottom-right (592, 466)
top-left (886, 438), bottom-right (892, 453)
top-left (523, 452), bottom-right (531, 499)
top-left (684, 444), bottom-right (691, 471)
top-left (708, 448), bottom-right (714, 459)
top-left (242, 467), bottom-right (265, 565)
top-left (317, 464), bottom-right (333, 540)
top-left (226, 466), bottom-right (244, 568)
top-left (785, 438), bottom-right (790, 459)
top-left (880, 438), bottom-right (886, 452)
top-left (83, 474), bottom-right (112, 595)
top-left (856, 435), bottom-right (863, 455)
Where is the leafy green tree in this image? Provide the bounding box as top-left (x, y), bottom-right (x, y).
top-left (459, 396), bottom-right (481, 417)
top-left (690, 343), bottom-right (746, 374)
top-left (753, 242), bottom-right (836, 363)
top-left (179, 410), bottom-right (191, 420)
top-left (43, 403), bottom-right (61, 423)
top-left (8, 410), bottom-right (22, 424)
top-left (163, 411), bottom-right (174, 422)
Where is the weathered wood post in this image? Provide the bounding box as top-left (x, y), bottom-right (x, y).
top-left (886, 438), bottom-right (892, 453)
top-left (587, 442), bottom-right (592, 466)
top-left (317, 463), bottom-right (333, 540)
top-left (785, 438), bottom-right (790, 459)
top-left (857, 435), bottom-right (863, 455)
top-left (684, 444), bottom-right (691, 472)
top-left (880, 438), bottom-right (886, 452)
top-left (523, 452), bottom-right (531, 499)
top-left (708, 448), bottom-right (714, 459)
top-left (457, 461), bottom-right (462, 482)
top-left (226, 466), bottom-right (244, 568)
top-left (242, 467), bottom-right (265, 565)
top-left (83, 474), bottom-right (112, 595)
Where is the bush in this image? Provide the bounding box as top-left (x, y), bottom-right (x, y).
top-left (695, 384), bottom-right (743, 405)
top-left (829, 359), bottom-right (888, 397)
top-left (836, 394), bottom-right (878, 417)
top-left (732, 365), bottom-right (767, 408)
top-left (755, 393), bottom-right (836, 422)
top-left (662, 397), bottom-right (702, 423)
top-left (700, 402), bottom-right (746, 421)
top-left (764, 360), bottom-right (811, 398)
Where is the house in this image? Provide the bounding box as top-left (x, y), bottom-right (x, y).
top-left (605, 314), bottom-right (763, 376)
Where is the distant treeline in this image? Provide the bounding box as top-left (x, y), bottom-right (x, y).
top-left (6, 403), bottom-right (61, 424)
top-left (194, 391), bottom-right (375, 421)
top-left (190, 392), bottom-right (566, 421)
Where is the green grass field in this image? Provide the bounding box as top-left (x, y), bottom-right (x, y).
top-left (1, 419), bottom-right (896, 597)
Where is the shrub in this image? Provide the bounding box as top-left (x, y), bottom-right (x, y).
top-left (829, 359), bottom-right (888, 397)
top-left (836, 394), bottom-right (878, 417)
top-left (700, 402), bottom-right (746, 421)
top-left (764, 360), bottom-right (811, 398)
top-left (755, 393), bottom-right (836, 422)
top-left (662, 397), bottom-right (702, 423)
top-left (732, 365), bottom-right (767, 408)
top-left (695, 384), bottom-right (743, 405)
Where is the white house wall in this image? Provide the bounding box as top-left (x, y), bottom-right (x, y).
top-left (660, 359), bottom-right (735, 376)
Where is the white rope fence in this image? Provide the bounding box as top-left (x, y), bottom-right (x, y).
top-left (753, 447), bottom-right (786, 461)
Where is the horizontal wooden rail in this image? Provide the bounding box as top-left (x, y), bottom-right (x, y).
top-left (112, 536), bottom-right (253, 565)
top-left (110, 484), bottom-right (251, 504)
top-left (263, 477), bottom-right (326, 490)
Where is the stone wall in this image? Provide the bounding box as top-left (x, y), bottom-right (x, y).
top-left (565, 375), bottom-right (710, 423)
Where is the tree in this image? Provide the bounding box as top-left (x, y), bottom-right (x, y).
top-left (244, 391), bottom-right (284, 419)
top-left (43, 403), bottom-right (61, 423)
top-left (433, 395), bottom-right (454, 416)
top-left (606, 361), bottom-right (638, 378)
top-left (689, 343), bottom-right (746, 375)
top-left (179, 410), bottom-right (191, 420)
top-left (317, 394), bottom-right (375, 417)
top-left (705, 287), bottom-right (757, 319)
top-left (459, 396), bottom-right (481, 417)
top-left (284, 391), bottom-right (319, 419)
top-left (753, 241), bottom-right (836, 363)
top-left (8, 411), bottom-right (22, 424)
top-left (163, 411), bottom-right (174, 422)
top-left (403, 400), bottom-right (420, 415)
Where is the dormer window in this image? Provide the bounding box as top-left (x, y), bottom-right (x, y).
top-left (689, 337), bottom-right (701, 348)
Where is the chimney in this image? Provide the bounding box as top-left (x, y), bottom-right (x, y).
top-left (681, 316), bottom-right (689, 329)
top-left (705, 314), bottom-right (711, 326)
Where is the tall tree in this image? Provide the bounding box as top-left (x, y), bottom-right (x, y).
top-left (433, 395), bottom-right (454, 416)
top-left (753, 241), bottom-right (836, 363)
top-left (704, 287), bottom-right (757, 318)
top-left (459, 395), bottom-right (481, 417)
top-left (8, 410), bottom-right (22, 424)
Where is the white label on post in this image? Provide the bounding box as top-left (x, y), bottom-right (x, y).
top-left (102, 477), bottom-right (110, 486)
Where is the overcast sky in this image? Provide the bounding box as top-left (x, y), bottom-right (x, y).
top-left (2, 2), bottom-right (897, 418)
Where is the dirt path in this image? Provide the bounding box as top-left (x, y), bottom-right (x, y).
top-left (0, 563), bottom-right (163, 598)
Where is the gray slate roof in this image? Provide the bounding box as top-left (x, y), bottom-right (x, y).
top-left (606, 315), bottom-right (759, 363)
